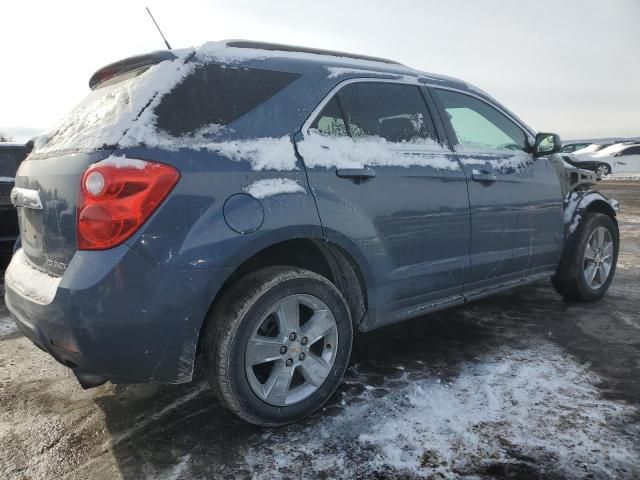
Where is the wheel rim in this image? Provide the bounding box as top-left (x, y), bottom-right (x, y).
top-left (583, 226), bottom-right (614, 289)
top-left (245, 294), bottom-right (339, 407)
top-left (597, 165), bottom-right (609, 176)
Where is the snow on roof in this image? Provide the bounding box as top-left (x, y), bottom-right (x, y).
top-left (0, 142), bottom-right (27, 148)
top-left (29, 39), bottom-right (496, 163)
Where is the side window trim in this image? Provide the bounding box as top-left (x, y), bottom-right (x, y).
top-left (302, 78), bottom-right (442, 145)
top-left (334, 94), bottom-right (353, 138)
top-left (428, 86), bottom-right (533, 152)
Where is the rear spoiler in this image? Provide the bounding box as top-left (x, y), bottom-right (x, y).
top-left (88, 50), bottom-right (177, 90)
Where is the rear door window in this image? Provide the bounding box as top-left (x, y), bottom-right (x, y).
top-left (155, 64), bottom-right (301, 136)
top-left (309, 82), bottom-right (438, 144)
top-left (310, 97), bottom-right (348, 136)
top-left (339, 83), bottom-right (437, 143)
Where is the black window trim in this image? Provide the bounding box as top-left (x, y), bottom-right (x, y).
top-left (301, 78), bottom-right (442, 145)
top-left (619, 145), bottom-right (640, 156)
top-left (302, 78), bottom-right (535, 149)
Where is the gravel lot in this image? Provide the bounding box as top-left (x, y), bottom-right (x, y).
top-left (1, 181), bottom-right (639, 479)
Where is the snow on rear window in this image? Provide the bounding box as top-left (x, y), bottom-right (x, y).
top-left (32, 50), bottom-right (196, 156)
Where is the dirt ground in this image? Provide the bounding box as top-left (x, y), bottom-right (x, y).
top-left (1, 181), bottom-right (639, 480)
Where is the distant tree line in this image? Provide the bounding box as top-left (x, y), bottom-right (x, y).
top-left (0, 133), bottom-right (13, 142)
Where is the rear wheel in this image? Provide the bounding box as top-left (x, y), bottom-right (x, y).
top-left (552, 212), bottom-right (618, 301)
top-left (202, 266), bottom-right (353, 426)
top-left (596, 163), bottom-right (611, 177)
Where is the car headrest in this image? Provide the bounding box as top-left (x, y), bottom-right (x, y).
top-left (378, 117), bottom-right (417, 143)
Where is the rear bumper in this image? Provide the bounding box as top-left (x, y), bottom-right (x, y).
top-left (4, 246), bottom-right (230, 385)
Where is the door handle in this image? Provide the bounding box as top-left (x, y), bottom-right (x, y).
top-left (336, 168), bottom-right (376, 179)
top-left (471, 172), bottom-right (497, 183)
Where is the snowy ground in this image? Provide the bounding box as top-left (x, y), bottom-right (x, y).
top-left (1, 181), bottom-right (639, 479)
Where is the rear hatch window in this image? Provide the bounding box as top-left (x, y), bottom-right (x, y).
top-left (154, 64), bottom-right (300, 137)
top-left (32, 52), bottom-right (300, 157)
top-left (31, 50), bottom-right (196, 157)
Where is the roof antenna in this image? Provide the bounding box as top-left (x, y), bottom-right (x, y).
top-left (145, 6), bottom-right (172, 50)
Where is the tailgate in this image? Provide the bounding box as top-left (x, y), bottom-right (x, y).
top-left (14, 151), bottom-right (113, 276)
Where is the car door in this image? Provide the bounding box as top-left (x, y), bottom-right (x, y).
top-left (295, 80), bottom-right (471, 328)
top-left (614, 146), bottom-right (640, 173)
top-left (430, 88), bottom-right (564, 295)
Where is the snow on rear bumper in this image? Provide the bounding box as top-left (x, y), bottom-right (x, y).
top-left (5, 249), bottom-right (61, 305)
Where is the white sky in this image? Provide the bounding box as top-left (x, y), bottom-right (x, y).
top-left (1, 0), bottom-right (638, 141)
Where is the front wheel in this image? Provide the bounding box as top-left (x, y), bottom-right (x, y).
top-left (202, 266), bottom-right (353, 426)
top-left (596, 163), bottom-right (611, 177)
top-left (552, 212), bottom-right (619, 301)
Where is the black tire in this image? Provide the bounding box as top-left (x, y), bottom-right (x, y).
top-left (202, 266), bottom-right (353, 426)
top-left (552, 212), bottom-right (619, 301)
top-left (596, 163), bottom-right (611, 177)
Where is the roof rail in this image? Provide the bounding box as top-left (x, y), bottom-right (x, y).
top-left (226, 40), bottom-right (402, 66)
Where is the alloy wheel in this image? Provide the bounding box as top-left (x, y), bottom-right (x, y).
top-left (245, 294), bottom-right (339, 406)
top-left (583, 226), bottom-right (614, 289)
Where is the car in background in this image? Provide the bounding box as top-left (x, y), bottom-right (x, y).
top-left (0, 143), bottom-right (29, 260)
top-left (561, 142), bottom-right (592, 153)
top-left (572, 143), bottom-right (614, 156)
top-left (571, 143), bottom-right (640, 176)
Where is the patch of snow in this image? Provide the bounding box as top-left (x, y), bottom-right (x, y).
top-left (326, 66), bottom-right (403, 79)
top-left (357, 346), bottom-right (636, 476)
top-left (0, 316), bottom-right (18, 338)
top-left (32, 50), bottom-right (196, 156)
top-left (10, 187), bottom-right (43, 210)
top-left (564, 191), bottom-right (581, 224)
top-left (99, 155), bottom-right (148, 170)
top-left (197, 40), bottom-right (408, 73)
top-left (455, 147), bottom-right (534, 174)
top-left (243, 344), bottom-right (638, 478)
top-left (603, 173), bottom-right (640, 181)
top-left (569, 213), bottom-right (582, 234)
top-left (213, 136), bottom-right (298, 171)
top-left (298, 133), bottom-right (458, 170)
top-left (608, 198), bottom-right (620, 212)
top-left (243, 178), bottom-right (306, 199)
top-left (5, 249), bottom-right (61, 305)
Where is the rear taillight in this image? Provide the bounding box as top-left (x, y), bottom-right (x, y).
top-left (77, 158), bottom-right (180, 250)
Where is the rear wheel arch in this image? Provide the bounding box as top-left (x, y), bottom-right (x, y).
top-left (197, 237), bottom-right (370, 354)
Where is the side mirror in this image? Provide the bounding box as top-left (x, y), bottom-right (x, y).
top-left (533, 132), bottom-right (562, 157)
